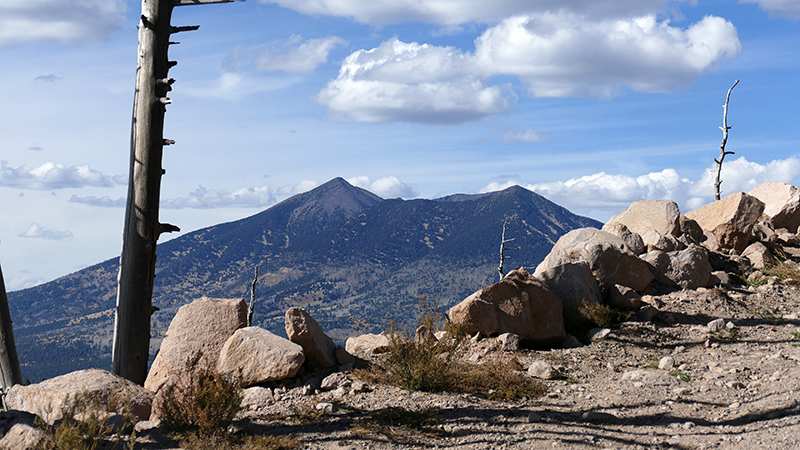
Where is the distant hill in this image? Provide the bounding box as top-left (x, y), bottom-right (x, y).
top-left (8, 178), bottom-right (602, 381)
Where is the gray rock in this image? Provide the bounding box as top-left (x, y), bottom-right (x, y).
top-left (535, 228), bottom-right (654, 292)
top-left (707, 318), bottom-right (726, 332)
top-left (642, 230), bottom-right (676, 253)
top-left (607, 284), bottom-right (642, 311)
top-left (663, 244), bottom-right (712, 289)
top-left (217, 327), bottom-right (305, 386)
top-left (601, 222), bottom-right (645, 255)
top-left (0, 411), bottom-right (47, 450)
top-left (587, 327), bottom-right (611, 341)
top-left (6, 369), bottom-right (153, 425)
top-left (285, 307), bottom-right (337, 370)
top-left (497, 332), bottom-right (520, 352)
top-left (335, 345), bottom-right (356, 366)
top-left (659, 356), bottom-right (675, 370)
top-left (679, 215), bottom-right (705, 243)
top-left (241, 386), bottom-right (275, 410)
top-left (321, 372), bottom-right (351, 391)
top-left (527, 360), bottom-right (558, 379)
top-left (537, 261), bottom-right (603, 330)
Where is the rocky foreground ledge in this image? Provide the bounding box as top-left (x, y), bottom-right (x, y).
top-left (5, 183), bottom-right (800, 449)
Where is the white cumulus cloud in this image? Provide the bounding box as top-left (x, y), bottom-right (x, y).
top-left (0, 161), bottom-right (118, 190)
top-left (480, 157), bottom-right (800, 219)
top-left (347, 176), bottom-right (418, 198)
top-left (741, 0), bottom-right (800, 19)
top-left (474, 13), bottom-right (741, 97)
top-left (316, 13), bottom-right (739, 123)
top-left (256, 35), bottom-right (347, 73)
top-left (0, 0), bottom-right (126, 47)
top-left (276, 180), bottom-right (319, 198)
top-left (18, 222), bottom-right (73, 241)
top-left (315, 38), bottom-right (511, 124)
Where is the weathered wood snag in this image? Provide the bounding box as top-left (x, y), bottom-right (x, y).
top-left (713, 80), bottom-right (739, 201)
top-left (113, 0), bottom-right (243, 385)
top-left (0, 260), bottom-right (22, 410)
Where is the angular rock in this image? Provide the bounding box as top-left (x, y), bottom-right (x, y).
top-left (752, 221), bottom-right (778, 244)
top-left (345, 333), bottom-right (391, 358)
top-left (778, 232), bottom-right (800, 246)
top-left (446, 268), bottom-right (566, 347)
top-left (749, 182), bottom-right (800, 233)
top-left (0, 411), bottom-right (46, 450)
top-left (604, 200), bottom-right (681, 237)
top-left (708, 270), bottom-right (731, 286)
top-left (742, 242), bottom-right (777, 270)
top-left (642, 230), bottom-right (676, 253)
top-left (679, 215), bottom-right (705, 243)
top-left (497, 332), bottom-right (520, 352)
top-left (527, 360), bottom-right (558, 379)
top-left (285, 307), bottom-right (337, 370)
top-left (536, 261), bottom-right (602, 330)
top-left (217, 327), bottom-right (305, 386)
top-left (241, 387), bottom-right (275, 411)
top-left (321, 372), bottom-right (351, 391)
top-left (6, 369), bottom-right (153, 425)
top-left (601, 222), bottom-right (645, 255)
top-left (534, 228), bottom-right (654, 292)
top-left (335, 345), bottom-right (356, 367)
top-left (415, 325), bottom-right (437, 345)
top-left (663, 244), bottom-right (713, 290)
top-left (145, 297), bottom-right (247, 392)
top-left (685, 192), bottom-right (765, 252)
top-left (607, 284), bottom-right (642, 311)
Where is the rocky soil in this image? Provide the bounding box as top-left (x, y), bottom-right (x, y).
top-left (128, 280), bottom-right (800, 450)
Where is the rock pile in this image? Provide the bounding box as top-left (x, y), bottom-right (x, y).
top-left (446, 183), bottom-right (800, 343)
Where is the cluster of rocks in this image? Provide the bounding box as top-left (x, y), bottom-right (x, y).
top-left (446, 182), bottom-right (800, 346)
top-left (0, 298), bottom-right (359, 449)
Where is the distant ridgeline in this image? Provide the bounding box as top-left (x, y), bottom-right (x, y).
top-left (8, 178), bottom-right (601, 381)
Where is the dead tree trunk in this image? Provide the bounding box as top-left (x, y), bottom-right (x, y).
top-left (0, 260), bottom-right (23, 410)
top-left (713, 80), bottom-right (739, 201)
top-left (113, 0), bottom-right (243, 385)
top-left (497, 218), bottom-right (520, 281)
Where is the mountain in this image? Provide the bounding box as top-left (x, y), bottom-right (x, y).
top-left (8, 178), bottom-right (602, 381)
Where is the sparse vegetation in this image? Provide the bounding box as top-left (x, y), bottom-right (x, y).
top-left (34, 391), bottom-right (136, 450)
top-left (355, 296), bottom-right (545, 401)
top-left (764, 261), bottom-right (800, 286)
top-left (351, 406), bottom-right (442, 445)
top-left (581, 302), bottom-right (631, 328)
top-left (158, 354), bottom-right (243, 437)
top-left (178, 434), bottom-right (299, 450)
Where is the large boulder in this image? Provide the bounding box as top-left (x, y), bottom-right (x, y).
top-left (536, 261), bottom-right (602, 330)
top-left (534, 228), bottom-right (654, 292)
top-left (749, 182), bottom-right (800, 233)
top-left (217, 327), bottom-right (305, 386)
top-left (604, 200), bottom-right (681, 237)
top-left (662, 244), bottom-right (712, 289)
top-left (685, 193), bottom-right (765, 253)
top-left (285, 307), bottom-right (337, 370)
top-left (446, 268), bottom-right (565, 347)
top-left (145, 297), bottom-right (247, 393)
top-left (6, 369), bottom-right (153, 425)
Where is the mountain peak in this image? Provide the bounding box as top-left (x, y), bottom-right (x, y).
top-left (284, 177), bottom-right (383, 227)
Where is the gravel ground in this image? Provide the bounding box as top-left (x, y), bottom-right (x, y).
top-left (134, 281), bottom-right (800, 450)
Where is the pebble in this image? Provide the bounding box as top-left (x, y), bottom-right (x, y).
top-left (707, 318), bottom-right (726, 332)
top-left (659, 356), bottom-right (675, 370)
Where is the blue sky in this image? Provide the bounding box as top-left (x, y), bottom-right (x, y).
top-left (1, 0), bottom-right (799, 290)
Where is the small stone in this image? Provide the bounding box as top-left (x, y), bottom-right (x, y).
top-left (587, 328), bottom-right (611, 342)
top-left (707, 318), bottom-right (726, 332)
top-left (527, 412), bottom-right (542, 423)
top-left (528, 360), bottom-right (558, 379)
top-left (674, 345), bottom-right (685, 353)
top-left (497, 333), bottom-right (520, 352)
top-left (683, 421), bottom-right (696, 430)
top-left (729, 402), bottom-right (740, 409)
top-left (726, 321), bottom-right (736, 330)
top-left (315, 402), bottom-right (335, 414)
top-left (658, 356), bottom-right (675, 370)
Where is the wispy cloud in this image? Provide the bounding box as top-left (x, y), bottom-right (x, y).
top-left (69, 195), bottom-right (125, 208)
top-left (33, 74), bottom-right (62, 83)
top-left (741, 0), bottom-right (800, 19)
top-left (18, 223), bottom-right (73, 240)
top-left (161, 186), bottom-right (276, 209)
top-left (0, 161), bottom-right (119, 190)
top-left (0, 0), bottom-right (126, 47)
top-left (503, 128), bottom-right (549, 143)
top-left (256, 35), bottom-right (347, 73)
